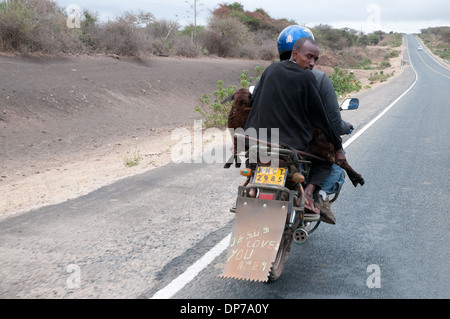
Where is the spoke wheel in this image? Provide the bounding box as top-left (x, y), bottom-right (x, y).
top-left (268, 234), bottom-right (291, 282)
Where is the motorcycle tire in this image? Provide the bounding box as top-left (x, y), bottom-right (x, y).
top-left (267, 234), bottom-right (291, 282)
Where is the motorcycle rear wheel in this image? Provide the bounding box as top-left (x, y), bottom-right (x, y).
top-left (268, 234), bottom-right (291, 282)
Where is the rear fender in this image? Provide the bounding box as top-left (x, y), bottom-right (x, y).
top-left (220, 196), bottom-right (289, 282)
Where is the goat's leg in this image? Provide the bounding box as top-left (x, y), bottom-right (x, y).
top-left (340, 160), bottom-right (365, 187)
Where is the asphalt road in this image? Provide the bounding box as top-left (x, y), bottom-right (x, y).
top-left (1, 35), bottom-right (449, 300)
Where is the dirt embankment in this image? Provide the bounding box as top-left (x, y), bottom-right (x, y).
top-left (0, 49), bottom-right (403, 217)
top-left (0, 54), bottom-right (271, 216)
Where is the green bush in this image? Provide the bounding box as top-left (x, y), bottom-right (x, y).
top-left (78, 10), bottom-right (98, 48)
top-left (368, 70), bottom-right (394, 84)
top-left (384, 49), bottom-right (399, 59)
top-left (194, 80), bottom-right (237, 128)
top-left (194, 67), bottom-right (262, 128)
top-left (312, 24), bottom-right (358, 50)
top-left (379, 59), bottom-right (391, 69)
top-left (354, 56), bottom-right (373, 69)
top-left (239, 66), bottom-right (262, 88)
top-left (436, 49), bottom-right (450, 60)
top-left (329, 67), bottom-right (361, 97)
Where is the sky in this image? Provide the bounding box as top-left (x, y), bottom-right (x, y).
top-left (55, 0), bottom-right (450, 34)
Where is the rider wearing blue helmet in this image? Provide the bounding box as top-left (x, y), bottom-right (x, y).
top-left (278, 25), bottom-right (354, 224)
top-left (277, 25), bottom-right (315, 61)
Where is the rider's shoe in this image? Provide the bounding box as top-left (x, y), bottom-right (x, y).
top-left (314, 194), bottom-right (336, 225)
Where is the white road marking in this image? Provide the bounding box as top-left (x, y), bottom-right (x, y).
top-left (151, 234), bottom-right (231, 299)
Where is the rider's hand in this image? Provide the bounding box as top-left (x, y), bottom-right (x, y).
top-left (335, 148), bottom-right (346, 166)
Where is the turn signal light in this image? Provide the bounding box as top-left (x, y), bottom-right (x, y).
top-left (292, 172), bottom-right (305, 183)
top-left (240, 169), bottom-right (252, 177)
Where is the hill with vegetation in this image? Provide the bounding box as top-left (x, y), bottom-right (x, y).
top-left (1, 0), bottom-right (403, 62)
top-left (418, 26), bottom-right (450, 62)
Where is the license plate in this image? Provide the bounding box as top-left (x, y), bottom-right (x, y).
top-left (255, 166), bottom-right (287, 186)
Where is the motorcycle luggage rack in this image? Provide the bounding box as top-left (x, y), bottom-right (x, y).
top-left (246, 145), bottom-right (311, 175)
top-left (233, 132), bottom-right (324, 160)
top-left (230, 185), bottom-right (320, 223)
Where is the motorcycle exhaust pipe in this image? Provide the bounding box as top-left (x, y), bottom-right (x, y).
top-left (293, 227), bottom-right (308, 244)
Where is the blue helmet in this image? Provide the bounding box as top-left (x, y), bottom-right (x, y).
top-left (277, 25), bottom-right (315, 60)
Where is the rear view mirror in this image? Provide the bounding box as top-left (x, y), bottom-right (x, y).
top-left (340, 98), bottom-right (359, 111)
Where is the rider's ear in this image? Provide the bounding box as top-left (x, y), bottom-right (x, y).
top-left (291, 50), bottom-right (297, 60)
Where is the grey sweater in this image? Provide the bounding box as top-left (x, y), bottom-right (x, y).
top-left (312, 69), bottom-right (353, 135)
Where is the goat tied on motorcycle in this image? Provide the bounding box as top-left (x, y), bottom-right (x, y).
top-left (309, 127), bottom-right (365, 187)
top-left (226, 88), bottom-right (252, 130)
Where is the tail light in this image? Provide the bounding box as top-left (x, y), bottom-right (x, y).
top-left (259, 193), bottom-right (274, 200)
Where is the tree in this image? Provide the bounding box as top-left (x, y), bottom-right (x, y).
top-left (368, 33), bottom-right (380, 45)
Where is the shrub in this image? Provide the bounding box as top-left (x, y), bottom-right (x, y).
top-left (384, 49), bottom-right (399, 59)
top-left (0, 0), bottom-right (95, 53)
top-left (368, 70), bottom-right (394, 83)
top-left (173, 36), bottom-right (204, 57)
top-left (0, 0), bottom-right (88, 53)
top-left (194, 80), bottom-right (237, 128)
top-left (354, 56), bottom-right (373, 69)
top-left (146, 18), bottom-right (180, 56)
top-left (27, 1), bottom-right (80, 53)
top-left (379, 33), bottom-right (403, 47)
top-left (212, 3), bottom-right (290, 36)
top-left (200, 16), bottom-right (248, 57)
top-left (179, 24), bottom-right (205, 43)
top-left (368, 34), bottom-right (380, 45)
top-left (328, 67), bottom-right (361, 97)
top-left (379, 59), bottom-right (391, 69)
top-left (313, 24), bottom-right (358, 50)
top-left (0, 0), bottom-right (35, 51)
top-left (240, 30), bottom-right (277, 60)
top-left (194, 67), bottom-right (262, 128)
top-left (78, 10), bottom-right (99, 49)
top-left (238, 67), bottom-right (262, 88)
top-left (98, 15), bottom-right (142, 56)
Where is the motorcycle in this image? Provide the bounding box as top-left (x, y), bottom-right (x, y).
top-left (220, 98), bottom-right (360, 282)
